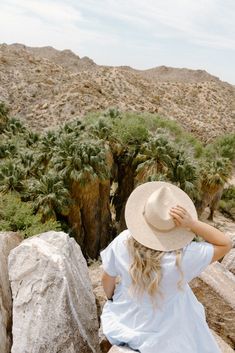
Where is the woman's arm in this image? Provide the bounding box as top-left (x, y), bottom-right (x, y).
top-left (170, 205), bottom-right (232, 263)
top-left (101, 271), bottom-right (116, 300)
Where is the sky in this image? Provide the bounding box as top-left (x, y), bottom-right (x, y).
top-left (1, 0), bottom-right (235, 84)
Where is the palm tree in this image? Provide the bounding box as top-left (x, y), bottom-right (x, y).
top-left (205, 133), bottom-right (235, 164)
top-left (0, 159), bottom-right (26, 194)
top-left (36, 130), bottom-right (58, 167)
top-left (4, 117), bottom-right (26, 135)
top-left (53, 136), bottom-right (110, 185)
top-left (25, 131), bottom-right (40, 147)
top-left (18, 151), bottom-right (39, 177)
top-left (168, 148), bottom-right (199, 200)
top-left (197, 157), bottom-right (233, 219)
top-left (0, 142), bottom-right (17, 158)
top-left (134, 136), bottom-right (174, 184)
top-left (51, 134), bottom-right (112, 259)
top-left (0, 102), bottom-right (9, 132)
top-left (219, 186), bottom-right (235, 220)
top-left (27, 171), bottom-right (71, 223)
top-left (89, 117), bottom-right (112, 141)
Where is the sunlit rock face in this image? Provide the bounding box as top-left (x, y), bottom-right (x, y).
top-left (190, 261), bottom-right (235, 349)
top-left (211, 329), bottom-right (235, 353)
top-left (108, 346), bottom-right (136, 353)
top-left (0, 231), bottom-right (22, 353)
top-left (8, 231), bottom-right (101, 353)
top-left (222, 248), bottom-right (235, 275)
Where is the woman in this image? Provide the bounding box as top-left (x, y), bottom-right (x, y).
top-left (100, 181), bottom-right (232, 353)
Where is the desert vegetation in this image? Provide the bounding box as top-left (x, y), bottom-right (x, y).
top-left (0, 102), bottom-right (234, 259)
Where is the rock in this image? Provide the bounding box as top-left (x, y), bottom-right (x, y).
top-left (108, 346), bottom-right (136, 353)
top-left (8, 231), bottom-right (101, 353)
top-left (221, 248), bottom-right (235, 275)
top-left (42, 102), bottom-right (48, 109)
top-left (88, 262), bottom-right (120, 352)
top-left (211, 329), bottom-right (234, 353)
top-left (88, 263), bottom-right (107, 319)
top-left (99, 326), bottom-right (112, 353)
top-left (190, 261), bottom-right (235, 349)
top-left (0, 231), bottom-right (22, 353)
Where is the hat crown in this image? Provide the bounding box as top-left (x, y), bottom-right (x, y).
top-left (143, 186), bottom-right (177, 231)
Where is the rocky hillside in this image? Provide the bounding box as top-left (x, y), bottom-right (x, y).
top-left (0, 43), bottom-right (234, 142)
top-left (9, 43), bottom-right (96, 72)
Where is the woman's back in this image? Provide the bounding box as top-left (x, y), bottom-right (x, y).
top-left (100, 229), bottom-right (222, 353)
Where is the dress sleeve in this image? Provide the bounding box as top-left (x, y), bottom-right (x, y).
top-left (181, 241), bottom-right (214, 282)
top-left (100, 240), bottom-right (118, 277)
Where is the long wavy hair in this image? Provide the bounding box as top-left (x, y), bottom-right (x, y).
top-left (126, 235), bottom-right (185, 310)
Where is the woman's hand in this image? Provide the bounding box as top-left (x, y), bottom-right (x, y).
top-left (169, 205), bottom-right (194, 229)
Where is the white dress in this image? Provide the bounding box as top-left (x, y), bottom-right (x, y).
top-left (100, 229), bottom-right (222, 353)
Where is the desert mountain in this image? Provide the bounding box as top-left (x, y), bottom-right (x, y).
top-left (8, 43), bottom-right (96, 73)
top-left (0, 43), bottom-right (234, 142)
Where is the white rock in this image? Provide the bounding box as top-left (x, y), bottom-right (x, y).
top-left (211, 329), bottom-right (234, 353)
top-left (0, 231), bottom-right (22, 353)
top-left (221, 248), bottom-right (235, 275)
top-left (108, 346), bottom-right (136, 353)
top-left (190, 261), bottom-right (235, 348)
top-left (8, 231), bottom-right (101, 353)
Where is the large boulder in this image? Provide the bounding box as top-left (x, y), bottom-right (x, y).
top-left (221, 248), bottom-right (235, 275)
top-left (88, 262), bottom-right (113, 353)
top-left (8, 231), bottom-right (101, 353)
top-left (108, 347), bottom-right (136, 353)
top-left (88, 263), bottom-right (106, 319)
top-left (0, 231), bottom-right (22, 353)
top-left (211, 329), bottom-right (235, 353)
top-left (190, 261), bottom-right (235, 349)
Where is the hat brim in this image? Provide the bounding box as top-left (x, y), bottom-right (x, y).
top-left (124, 181), bottom-right (198, 251)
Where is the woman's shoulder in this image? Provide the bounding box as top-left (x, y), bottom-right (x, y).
top-left (179, 240), bottom-right (214, 282)
top-left (111, 229), bottom-right (131, 248)
top-left (183, 240), bottom-right (214, 253)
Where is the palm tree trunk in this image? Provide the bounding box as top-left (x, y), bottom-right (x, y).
top-left (68, 179), bottom-right (112, 259)
top-left (67, 182), bottom-right (85, 247)
top-left (113, 162), bottom-right (135, 233)
top-left (99, 179), bottom-right (113, 250)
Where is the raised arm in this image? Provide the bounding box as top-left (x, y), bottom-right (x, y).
top-left (169, 205), bottom-right (232, 263)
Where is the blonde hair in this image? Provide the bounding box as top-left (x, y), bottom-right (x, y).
top-left (126, 235), bottom-right (185, 310)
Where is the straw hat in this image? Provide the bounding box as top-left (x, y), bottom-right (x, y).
top-left (124, 181), bottom-right (198, 251)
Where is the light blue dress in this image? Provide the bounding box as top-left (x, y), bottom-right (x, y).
top-left (100, 229), bottom-right (222, 353)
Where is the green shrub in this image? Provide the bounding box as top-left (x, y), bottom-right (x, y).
top-left (204, 133), bottom-right (235, 162)
top-left (112, 114), bottom-right (149, 145)
top-left (0, 191), bottom-right (62, 238)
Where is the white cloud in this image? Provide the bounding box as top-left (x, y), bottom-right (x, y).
top-left (3, 0), bottom-right (83, 23)
top-left (73, 0), bottom-right (235, 51)
top-left (0, 0), bottom-right (120, 50)
top-left (0, 0), bottom-right (235, 83)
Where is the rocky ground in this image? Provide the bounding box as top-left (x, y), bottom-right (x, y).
top-left (0, 43), bottom-right (234, 142)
